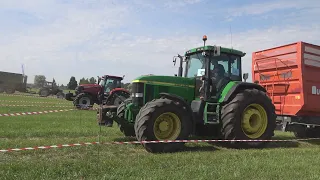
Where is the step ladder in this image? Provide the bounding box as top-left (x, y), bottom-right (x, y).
top-left (204, 101), bottom-right (219, 124)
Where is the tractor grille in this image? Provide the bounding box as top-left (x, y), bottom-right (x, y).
top-left (132, 82), bottom-right (144, 106)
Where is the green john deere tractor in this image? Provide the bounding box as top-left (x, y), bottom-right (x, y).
top-left (98, 35), bottom-right (276, 153)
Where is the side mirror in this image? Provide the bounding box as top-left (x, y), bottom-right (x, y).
top-left (243, 73), bottom-right (249, 82)
top-left (173, 57), bottom-right (177, 66)
top-left (213, 46), bottom-right (221, 56)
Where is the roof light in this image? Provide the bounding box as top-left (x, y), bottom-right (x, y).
top-left (203, 35), bottom-right (207, 41)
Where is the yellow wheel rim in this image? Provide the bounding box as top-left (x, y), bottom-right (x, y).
top-left (241, 103), bottom-right (268, 139)
top-left (153, 112), bottom-right (181, 140)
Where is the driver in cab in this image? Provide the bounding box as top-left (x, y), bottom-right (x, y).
top-left (199, 63), bottom-right (230, 100)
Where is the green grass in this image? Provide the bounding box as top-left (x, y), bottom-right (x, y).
top-left (1, 93), bottom-right (320, 179)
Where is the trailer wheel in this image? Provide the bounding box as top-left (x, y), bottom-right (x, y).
top-left (293, 125), bottom-right (320, 138)
top-left (0, 87), bottom-right (4, 93)
top-left (134, 98), bottom-right (192, 153)
top-left (220, 88), bottom-right (276, 148)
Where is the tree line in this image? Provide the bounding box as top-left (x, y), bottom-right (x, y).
top-left (33, 75), bottom-right (131, 91)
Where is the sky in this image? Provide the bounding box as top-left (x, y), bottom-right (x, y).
top-left (0, 0), bottom-right (320, 85)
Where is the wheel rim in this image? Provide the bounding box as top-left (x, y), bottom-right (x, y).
top-left (241, 103), bottom-right (268, 139)
top-left (79, 97), bottom-right (90, 105)
top-left (153, 112), bottom-right (181, 140)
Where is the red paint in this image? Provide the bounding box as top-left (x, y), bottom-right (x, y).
top-left (80, 84), bottom-right (102, 95)
top-left (109, 88), bottom-right (130, 95)
top-left (252, 41), bottom-right (320, 116)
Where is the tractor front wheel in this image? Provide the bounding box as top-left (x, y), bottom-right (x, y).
top-left (134, 98), bottom-right (192, 153)
top-left (116, 98), bottom-right (135, 137)
top-left (220, 88), bottom-right (276, 148)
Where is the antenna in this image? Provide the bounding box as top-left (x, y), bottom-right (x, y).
top-left (229, 25), bottom-right (233, 49)
top-left (21, 64), bottom-right (25, 77)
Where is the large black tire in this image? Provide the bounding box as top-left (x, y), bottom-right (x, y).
top-left (116, 98), bottom-right (135, 136)
top-left (293, 125), bottom-right (320, 138)
top-left (220, 88), bottom-right (276, 148)
top-left (0, 87), bottom-right (4, 93)
top-left (73, 93), bottom-right (94, 108)
top-left (134, 98), bottom-right (192, 153)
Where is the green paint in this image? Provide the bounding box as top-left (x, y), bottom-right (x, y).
top-left (185, 45), bottom-right (246, 57)
top-left (124, 103), bottom-right (139, 123)
top-left (133, 75), bottom-right (195, 88)
top-left (122, 45), bottom-right (245, 127)
top-left (133, 75), bottom-right (196, 104)
top-left (218, 81), bottom-right (237, 103)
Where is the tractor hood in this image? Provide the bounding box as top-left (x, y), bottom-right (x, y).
top-left (79, 84), bottom-right (101, 88)
top-left (132, 75), bottom-right (196, 103)
top-left (132, 75), bottom-right (195, 87)
top-left (75, 84), bottom-right (102, 94)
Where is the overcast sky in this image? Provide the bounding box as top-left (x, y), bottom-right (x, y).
top-left (0, 0), bottom-right (320, 85)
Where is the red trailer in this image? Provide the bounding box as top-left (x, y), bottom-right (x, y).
top-left (252, 41), bottom-right (320, 138)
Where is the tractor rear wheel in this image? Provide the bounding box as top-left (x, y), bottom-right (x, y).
top-left (220, 88), bottom-right (276, 148)
top-left (116, 98), bottom-right (135, 137)
top-left (134, 98), bottom-right (192, 153)
top-left (73, 93), bottom-right (94, 108)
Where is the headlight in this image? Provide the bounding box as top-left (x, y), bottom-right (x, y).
top-left (132, 93), bottom-right (143, 97)
top-left (131, 82), bottom-right (144, 106)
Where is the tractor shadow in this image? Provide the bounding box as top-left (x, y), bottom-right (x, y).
top-left (112, 133), bottom-right (320, 153)
top-left (188, 135), bottom-right (301, 150)
top-left (113, 136), bottom-right (219, 152)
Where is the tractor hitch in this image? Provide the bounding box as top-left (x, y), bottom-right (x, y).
top-left (97, 105), bottom-right (118, 127)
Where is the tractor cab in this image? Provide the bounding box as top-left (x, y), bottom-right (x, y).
top-left (177, 36), bottom-right (246, 125)
top-left (98, 75), bottom-right (124, 94)
top-left (182, 36), bottom-right (245, 101)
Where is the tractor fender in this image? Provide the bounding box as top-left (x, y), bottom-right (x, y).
top-left (222, 82), bottom-right (267, 103)
top-left (159, 93), bottom-right (195, 133)
top-left (109, 88), bottom-right (130, 95)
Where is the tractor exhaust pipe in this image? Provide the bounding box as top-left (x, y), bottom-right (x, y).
top-left (173, 54), bottom-right (184, 77)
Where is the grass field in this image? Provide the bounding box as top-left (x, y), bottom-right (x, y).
top-left (1, 93), bottom-right (320, 179)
